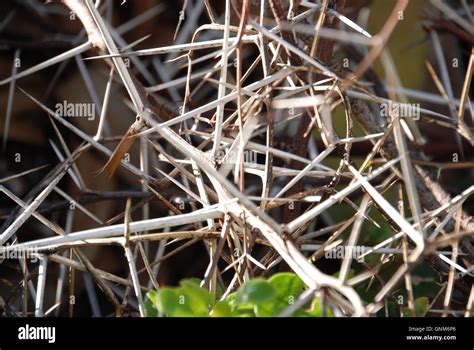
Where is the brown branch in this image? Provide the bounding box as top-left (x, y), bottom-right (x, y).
top-left (281, 0), bottom-right (346, 223)
top-left (349, 98), bottom-right (474, 269)
top-left (342, 0), bottom-right (409, 90)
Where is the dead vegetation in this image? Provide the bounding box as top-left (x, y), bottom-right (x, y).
top-left (0, 0), bottom-right (473, 317)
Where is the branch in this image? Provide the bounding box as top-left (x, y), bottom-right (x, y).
top-left (349, 98), bottom-right (474, 268)
top-left (59, 0), bottom-right (367, 316)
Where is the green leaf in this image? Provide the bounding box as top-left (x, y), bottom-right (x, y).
top-left (148, 281), bottom-right (214, 317)
top-left (181, 278), bottom-right (202, 287)
top-left (268, 272), bottom-right (305, 301)
top-left (210, 300), bottom-right (233, 317)
top-left (226, 292), bottom-right (236, 306)
top-left (180, 280), bottom-right (214, 305)
top-left (403, 297), bottom-right (430, 317)
top-left (155, 288), bottom-right (195, 317)
top-left (147, 274), bottom-right (335, 318)
top-left (233, 309), bottom-right (257, 317)
top-left (251, 273), bottom-right (306, 317)
top-left (254, 302), bottom-right (282, 317)
top-left (145, 291), bottom-right (158, 317)
top-left (147, 290), bottom-right (159, 307)
top-left (178, 281), bottom-right (214, 316)
top-left (233, 279), bottom-right (276, 307)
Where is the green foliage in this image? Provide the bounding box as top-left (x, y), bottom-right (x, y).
top-left (366, 223), bottom-right (393, 245)
top-left (403, 297), bottom-right (430, 317)
top-left (147, 278), bottom-right (213, 317)
top-left (144, 298), bottom-right (158, 317)
top-left (307, 296), bottom-right (335, 317)
top-left (146, 272), bottom-right (333, 317)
